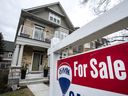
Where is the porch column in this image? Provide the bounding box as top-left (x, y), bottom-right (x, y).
top-left (11, 44), bottom-right (20, 67)
top-left (17, 45), bottom-right (24, 67)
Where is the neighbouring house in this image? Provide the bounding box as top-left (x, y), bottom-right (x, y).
top-left (107, 35), bottom-right (128, 44)
top-left (0, 40), bottom-right (14, 69)
top-left (9, 2), bottom-right (75, 86)
top-left (83, 38), bottom-right (109, 51)
top-left (0, 40), bottom-right (14, 92)
top-left (105, 29), bottom-right (128, 45)
top-left (61, 38), bottom-right (109, 58)
top-left (60, 27), bottom-right (109, 58)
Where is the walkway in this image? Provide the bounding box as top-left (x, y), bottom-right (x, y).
top-left (27, 83), bottom-right (49, 96)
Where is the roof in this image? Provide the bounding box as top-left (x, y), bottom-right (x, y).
top-left (4, 40), bottom-right (15, 52)
top-left (24, 2), bottom-right (60, 12)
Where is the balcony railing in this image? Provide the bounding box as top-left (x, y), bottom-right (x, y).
top-left (18, 25), bottom-right (53, 44)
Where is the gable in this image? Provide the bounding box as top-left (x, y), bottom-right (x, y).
top-left (31, 8), bottom-right (49, 21)
top-left (24, 2), bottom-right (75, 31)
top-left (48, 4), bottom-right (65, 16)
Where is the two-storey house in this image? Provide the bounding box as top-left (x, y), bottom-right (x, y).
top-left (11, 2), bottom-right (75, 80)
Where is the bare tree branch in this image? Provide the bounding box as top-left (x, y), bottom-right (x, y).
top-left (81, 0), bottom-right (121, 15)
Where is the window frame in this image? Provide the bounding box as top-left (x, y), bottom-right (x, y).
top-left (33, 25), bottom-right (45, 41)
top-left (8, 52), bottom-right (13, 58)
top-left (49, 12), bottom-right (61, 25)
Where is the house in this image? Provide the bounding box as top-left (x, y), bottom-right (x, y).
top-left (0, 41), bottom-right (14, 91)
top-left (61, 37), bottom-right (109, 59)
top-left (60, 27), bottom-right (109, 58)
top-left (10, 2), bottom-right (75, 83)
top-left (107, 36), bottom-right (128, 44)
top-left (0, 40), bottom-right (14, 69)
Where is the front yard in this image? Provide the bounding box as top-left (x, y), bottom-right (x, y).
top-left (0, 87), bottom-right (34, 96)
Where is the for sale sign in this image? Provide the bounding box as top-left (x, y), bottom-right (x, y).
top-left (57, 42), bottom-right (128, 96)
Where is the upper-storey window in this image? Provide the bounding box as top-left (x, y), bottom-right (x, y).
top-left (33, 25), bottom-right (44, 41)
top-left (54, 31), bottom-right (68, 40)
top-left (49, 12), bottom-right (61, 25)
top-left (8, 52), bottom-right (13, 58)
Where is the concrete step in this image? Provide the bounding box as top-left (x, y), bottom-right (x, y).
top-left (25, 72), bottom-right (44, 79)
top-left (28, 71), bottom-right (43, 74)
top-left (19, 77), bottom-right (48, 86)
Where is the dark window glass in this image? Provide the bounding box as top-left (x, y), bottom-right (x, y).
top-left (54, 18), bottom-right (56, 22)
top-left (57, 20), bottom-right (60, 24)
top-left (50, 16), bottom-right (53, 21)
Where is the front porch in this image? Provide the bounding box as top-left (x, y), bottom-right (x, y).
top-left (22, 45), bottom-right (48, 73)
top-left (9, 42), bottom-right (49, 87)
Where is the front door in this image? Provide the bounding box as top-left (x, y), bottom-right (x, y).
top-left (32, 52), bottom-right (42, 71)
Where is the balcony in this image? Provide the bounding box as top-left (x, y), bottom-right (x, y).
top-left (18, 25), bottom-right (52, 44)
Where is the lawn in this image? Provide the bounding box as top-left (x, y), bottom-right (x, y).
top-left (0, 88), bottom-right (34, 96)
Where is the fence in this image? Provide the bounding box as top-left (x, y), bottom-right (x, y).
top-left (48, 0), bottom-right (128, 96)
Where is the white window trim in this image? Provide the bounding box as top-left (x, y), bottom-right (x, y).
top-left (54, 31), bottom-right (68, 40)
top-left (8, 52), bottom-right (13, 58)
top-left (32, 25), bottom-right (44, 41)
top-left (49, 12), bottom-right (61, 25)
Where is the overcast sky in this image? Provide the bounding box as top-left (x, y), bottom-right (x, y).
top-left (0, 0), bottom-right (97, 41)
top-left (0, 0), bottom-right (121, 41)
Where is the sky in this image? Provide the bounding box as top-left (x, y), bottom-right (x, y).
top-left (0, 0), bottom-right (96, 41)
top-left (0, 0), bottom-right (122, 41)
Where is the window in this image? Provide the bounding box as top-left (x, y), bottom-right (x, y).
top-left (33, 26), bottom-right (44, 41)
top-left (54, 18), bottom-right (56, 22)
top-left (54, 31), bottom-right (68, 40)
top-left (60, 32), bottom-right (68, 40)
top-left (57, 19), bottom-right (60, 24)
top-left (49, 12), bottom-right (61, 25)
top-left (8, 52), bottom-right (13, 58)
top-left (50, 16), bottom-right (53, 21)
top-left (54, 31), bottom-right (60, 38)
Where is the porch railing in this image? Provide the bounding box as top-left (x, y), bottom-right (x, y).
top-left (18, 25), bottom-right (53, 43)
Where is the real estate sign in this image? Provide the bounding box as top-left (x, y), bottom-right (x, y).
top-left (57, 42), bottom-right (128, 96)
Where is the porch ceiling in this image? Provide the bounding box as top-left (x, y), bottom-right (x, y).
top-left (24, 45), bottom-right (47, 52)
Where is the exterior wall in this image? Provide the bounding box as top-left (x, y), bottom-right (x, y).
top-left (60, 18), bottom-right (69, 29)
top-left (23, 19), bottom-right (34, 38)
top-left (0, 61), bottom-right (11, 69)
top-left (22, 19), bottom-right (70, 43)
top-left (22, 19), bottom-right (55, 41)
top-left (3, 52), bottom-right (13, 60)
top-left (22, 46), bottom-right (48, 71)
top-left (31, 5), bottom-right (70, 29)
top-left (21, 4), bottom-right (72, 41)
top-left (0, 51), bottom-right (13, 69)
top-left (55, 27), bottom-right (69, 34)
top-left (22, 46), bottom-right (33, 72)
top-left (33, 9), bottom-right (49, 21)
top-left (3, 52), bottom-right (9, 59)
top-left (48, 5), bottom-right (69, 29)
top-left (49, 5), bottom-right (64, 15)
top-left (44, 25), bottom-right (55, 40)
top-left (42, 54), bottom-right (48, 68)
